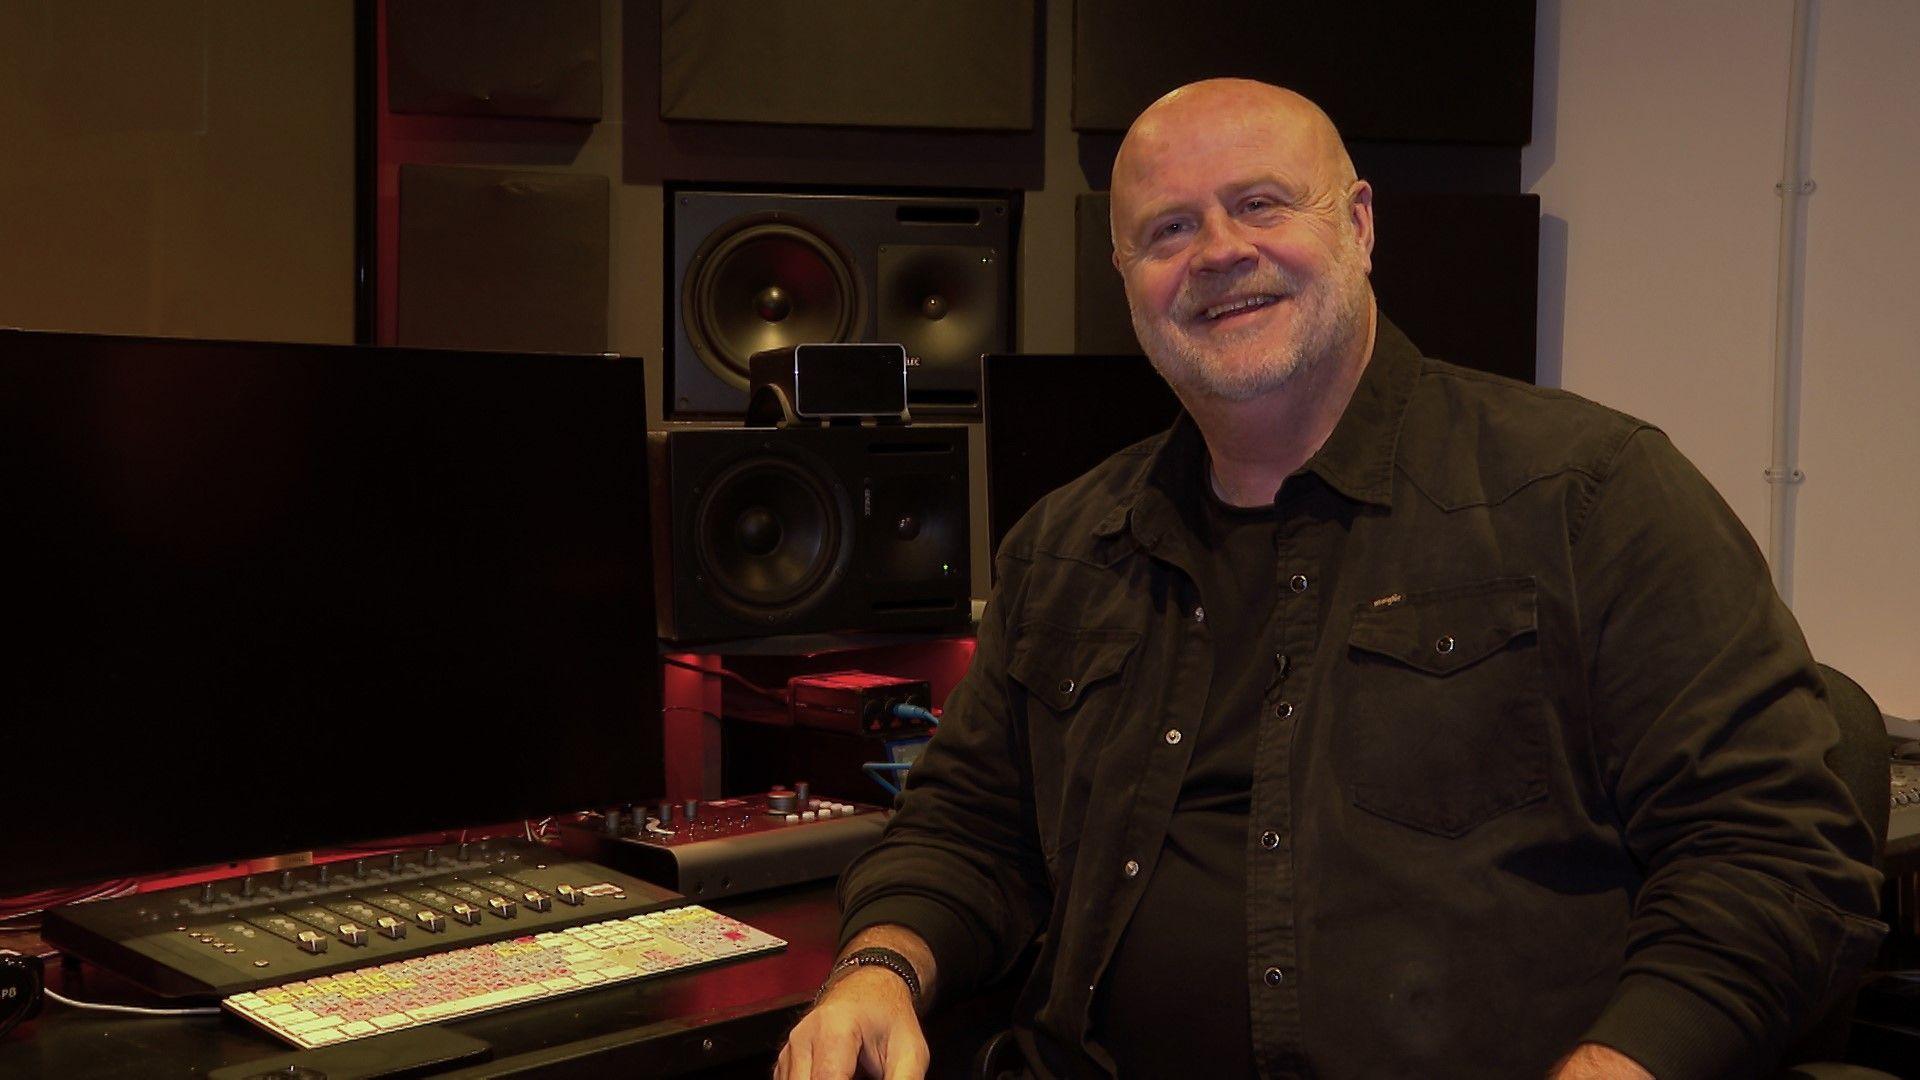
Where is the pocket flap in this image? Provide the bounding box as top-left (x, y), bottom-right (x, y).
top-left (1349, 576), bottom-right (1538, 676)
top-left (1009, 622), bottom-right (1141, 712)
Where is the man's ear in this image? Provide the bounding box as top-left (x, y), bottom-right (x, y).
top-left (1348, 180), bottom-right (1375, 273)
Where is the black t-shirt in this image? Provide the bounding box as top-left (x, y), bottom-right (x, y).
top-left (1094, 475), bottom-right (1278, 1076)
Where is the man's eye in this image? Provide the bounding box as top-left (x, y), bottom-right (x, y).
top-left (1242, 197), bottom-right (1274, 213)
top-left (1153, 221), bottom-right (1188, 241)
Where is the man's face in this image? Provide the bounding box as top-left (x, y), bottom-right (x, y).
top-left (1111, 97), bottom-right (1373, 403)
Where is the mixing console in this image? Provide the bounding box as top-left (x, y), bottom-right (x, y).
top-left (42, 840), bottom-right (689, 999)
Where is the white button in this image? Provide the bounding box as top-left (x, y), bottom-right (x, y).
top-left (1192, 606), bottom-right (1206, 623)
top-left (1123, 859), bottom-right (1140, 878)
top-left (1164, 729), bottom-right (1182, 745)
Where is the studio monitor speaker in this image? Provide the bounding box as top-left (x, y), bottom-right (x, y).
top-left (650, 426), bottom-right (971, 642)
top-left (669, 192), bottom-right (1013, 419)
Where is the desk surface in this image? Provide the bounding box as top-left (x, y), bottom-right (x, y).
top-left (0, 883), bottom-right (843, 1079)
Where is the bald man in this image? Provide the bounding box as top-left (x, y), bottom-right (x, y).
top-left (778, 80), bottom-right (1882, 1080)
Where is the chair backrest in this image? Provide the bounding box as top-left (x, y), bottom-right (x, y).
top-left (1780, 664), bottom-right (1892, 1071)
top-left (1818, 663), bottom-right (1892, 865)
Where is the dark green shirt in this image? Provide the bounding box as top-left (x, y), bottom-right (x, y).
top-left (1094, 470), bottom-right (1281, 1075)
top-left (840, 317), bottom-right (1886, 1079)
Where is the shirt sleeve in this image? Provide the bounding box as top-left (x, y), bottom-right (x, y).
top-left (836, 553), bottom-right (1053, 1004)
top-left (1571, 428), bottom-right (1887, 1078)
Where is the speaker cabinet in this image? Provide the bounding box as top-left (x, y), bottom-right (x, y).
top-left (669, 192), bottom-right (1013, 419)
top-left (650, 426), bottom-right (971, 642)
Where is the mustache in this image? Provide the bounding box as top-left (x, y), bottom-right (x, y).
top-left (1173, 271), bottom-right (1302, 322)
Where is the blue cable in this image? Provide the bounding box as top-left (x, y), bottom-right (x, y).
top-left (890, 703), bottom-right (939, 726)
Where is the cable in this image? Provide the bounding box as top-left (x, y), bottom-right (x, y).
top-left (0, 879), bottom-right (140, 921)
top-left (44, 987), bottom-right (220, 1017)
top-left (862, 762), bottom-right (913, 798)
top-left (660, 657), bottom-right (789, 703)
top-left (663, 705), bottom-right (725, 723)
top-left (890, 703), bottom-right (940, 726)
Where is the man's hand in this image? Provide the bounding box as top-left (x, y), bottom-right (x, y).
top-left (776, 965), bottom-right (929, 1080)
top-left (1549, 1042), bottom-right (1655, 1080)
top-left (779, 926), bottom-right (938, 1080)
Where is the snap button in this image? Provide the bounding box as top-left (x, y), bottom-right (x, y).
top-left (1288, 574), bottom-right (1308, 593)
top-left (1059, 677), bottom-right (1077, 695)
top-left (1436, 635), bottom-right (1456, 654)
top-left (1192, 605), bottom-right (1206, 623)
top-left (1164, 729), bottom-right (1182, 745)
top-left (1275, 701), bottom-right (1294, 720)
top-left (1264, 966), bottom-right (1286, 987)
top-left (1123, 859), bottom-right (1140, 879)
top-left (1260, 830), bottom-right (1280, 850)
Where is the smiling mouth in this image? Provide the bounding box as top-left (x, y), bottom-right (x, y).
top-left (1201, 294), bottom-right (1280, 321)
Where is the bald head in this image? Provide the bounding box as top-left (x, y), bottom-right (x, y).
top-left (1104, 78), bottom-right (1376, 407)
top-left (1111, 79), bottom-right (1357, 250)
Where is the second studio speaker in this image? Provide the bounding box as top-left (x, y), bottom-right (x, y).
top-left (669, 191), bottom-right (1013, 419)
top-left (649, 425), bottom-right (972, 643)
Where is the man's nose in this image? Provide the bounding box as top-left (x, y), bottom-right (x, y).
top-left (1191, 212), bottom-right (1258, 273)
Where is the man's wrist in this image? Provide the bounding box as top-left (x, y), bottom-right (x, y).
top-left (820, 946), bottom-right (924, 1009)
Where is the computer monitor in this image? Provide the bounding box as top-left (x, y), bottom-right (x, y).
top-left (0, 331), bottom-right (660, 897)
top-left (981, 353), bottom-right (1182, 563)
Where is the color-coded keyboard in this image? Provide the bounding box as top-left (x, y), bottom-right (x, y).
top-left (223, 905), bottom-right (785, 1048)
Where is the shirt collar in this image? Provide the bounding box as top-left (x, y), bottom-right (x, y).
top-left (1304, 313), bottom-right (1420, 508)
top-left (1096, 313), bottom-right (1422, 543)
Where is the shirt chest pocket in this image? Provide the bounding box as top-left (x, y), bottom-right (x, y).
top-left (1339, 576), bottom-right (1548, 838)
top-left (1008, 622), bottom-right (1142, 861)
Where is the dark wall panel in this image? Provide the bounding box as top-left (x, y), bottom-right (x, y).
top-left (397, 165), bottom-right (609, 353)
top-left (1073, 190), bottom-right (1539, 384)
top-left (623, 0), bottom-right (1045, 189)
top-left (1073, 0), bottom-right (1533, 144)
top-left (388, 0), bottom-right (602, 120)
top-left (660, 0), bottom-right (1034, 131)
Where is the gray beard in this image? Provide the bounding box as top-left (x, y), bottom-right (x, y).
top-left (1135, 254), bottom-right (1370, 404)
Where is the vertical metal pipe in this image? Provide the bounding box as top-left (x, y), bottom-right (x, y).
top-left (1767, 0), bottom-right (1816, 604)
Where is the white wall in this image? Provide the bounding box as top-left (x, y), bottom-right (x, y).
top-left (1525, 0), bottom-right (1918, 716)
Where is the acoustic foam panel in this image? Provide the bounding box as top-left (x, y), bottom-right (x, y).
top-left (1073, 191), bottom-right (1539, 385)
top-left (623, 0), bottom-right (1044, 190)
top-left (1072, 0), bottom-right (1533, 144)
top-left (387, 0), bottom-right (601, 120)
top-left (397, 165), bottom-right (609, 354)
top-left (660, 0), bottom-right (1034, 131)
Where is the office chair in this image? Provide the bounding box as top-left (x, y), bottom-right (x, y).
top-left (1777, 664), bottom-right (1896, 1080)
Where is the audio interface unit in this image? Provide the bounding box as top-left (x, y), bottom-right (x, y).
top-left (556, 787), bottom-right (888, 900)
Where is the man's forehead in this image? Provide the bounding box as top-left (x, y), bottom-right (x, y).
top-left (1118, 97), bottom-right (1332, 184)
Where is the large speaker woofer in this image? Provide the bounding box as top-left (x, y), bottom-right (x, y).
top-left (650, 427), bottom-right (972, 642)
top-left (692, 454), bottom-right (850, 618)
top-left (877, 244), bottom-right (1000, 373)
top-left (683, 216), bottom-right (861, 390)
